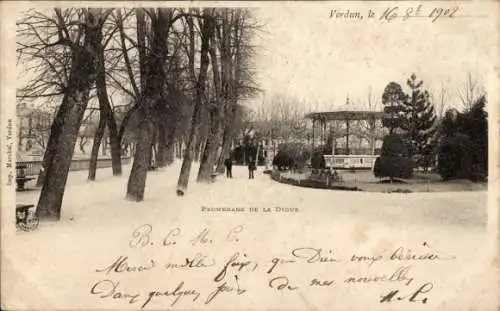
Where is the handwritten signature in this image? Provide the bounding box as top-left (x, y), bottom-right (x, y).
top-left (380, 282), bottom-right (434, 304)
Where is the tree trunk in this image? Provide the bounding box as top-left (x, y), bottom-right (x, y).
top-left (176, 140), bottom-right (183, 159)
top-left (101, 135), bottom-right (107, 156)
top-left (198, 29), bottom-right (223, 182)
top-left (126, 113), bottom-right (155, 201)
top-left (130, 142), bottom-right (135, 157)
top-left (177, 130), bottom-right (197, 195)
top-left (36, 103), bottom-right (69, 187)
top-left (215, 10), bottom-right (239, 173)
top-left (193, 136), bottom-right (201, 162)
top-left (164, 125), bottom-right (176, 165)
top-left (198, 111), bottom-right (222, 181)
top-left (216, 125), bottom-right (233, 173)
top-left (126, 8), bottom-right (171, 201)
top-left (104, 98), bottom-right (122, 175)
top-left (156, 122), bottom-right (166, 167)
top-left (108, 123), bottom-right (122, 174)
top-left (177, 11), bottom-right (214, 195)
top-left (150, 131), bottom-right (157, 168)
top-left (135, 8), bottom-right (148, 93)
top-left (88, 112), bottom-right (106, 181)
top-left (94, 32), bottom-right (122, 178)
top-left (215, 95), bottom-right (237, 172)
top-left (36, 94), bottom-right (91, 220)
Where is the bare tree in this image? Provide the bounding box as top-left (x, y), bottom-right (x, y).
top-left (17, 9), bottom-right (75, 187)
top-left (18, 7), bottom-right (261, 208)
top-left (177, 9), bottom-right (215, 195)
top-left (77, 110), bottom-right (97, 155)
top-left (457, 72), bottom-right (485, 110)
top-left (435, 86), bottom-right (449, 119)
top-left (34, 8), bottom-right (113, 220)
top-left (255, 95), bottom-right (307, 143)
top-left (18, 8), bottom-right (126, 186)
top-left (99, 17), bottom-right (123, 177)
top-left (197, 11), bottom-right (225, 182)
top-left (215, 9), bottom-right (261, 172)
top-left (355, 86), bottom-right (385, 154)
top-left (155, 27), bottom-right (190, 168)
top-left (126, 8), bottom-right (179, 201)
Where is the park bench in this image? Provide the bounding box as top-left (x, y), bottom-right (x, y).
top-left (16, 204), bottom-right (39, 231)
top-left (16, 164), bottom-right (35, 191)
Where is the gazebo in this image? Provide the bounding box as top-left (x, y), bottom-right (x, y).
top-left (304, 98), bottom-right (385, 169)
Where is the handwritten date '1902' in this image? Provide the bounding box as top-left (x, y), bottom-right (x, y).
top-left (378, 5), bottom-right (459, 23)
top-left (329, 5), bottom-right (461, 22)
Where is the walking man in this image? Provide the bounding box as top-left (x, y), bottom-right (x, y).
top-left (248, 156), bottom-right (256, 179)
top-left (224, 158), bottom-right (233, 178)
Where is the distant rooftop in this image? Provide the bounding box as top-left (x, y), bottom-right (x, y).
top-left (305, 110), bottom-right (385, 121)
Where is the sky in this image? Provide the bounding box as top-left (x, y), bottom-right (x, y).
top-left (248, 1), bottom-right (499, 113)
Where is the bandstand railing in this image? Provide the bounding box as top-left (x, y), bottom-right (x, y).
top-left (324, 155), bottom-right (378, 169)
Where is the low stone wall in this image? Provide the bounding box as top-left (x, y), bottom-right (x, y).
top-left (17, 157), bottom-right (131, 177)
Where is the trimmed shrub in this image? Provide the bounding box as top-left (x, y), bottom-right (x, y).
top-left (380, 134), bottom-right (411, 157)
top-left (374, 156), bottom-right (414, 179)
top-left (374, 134), bottom-right (414, 179)
top-left (310, 151), bottom-right (326, 170)
top-left (272, 150), bottom-right (294, 171)
top-left (272, 143), bottom-right (311, 171)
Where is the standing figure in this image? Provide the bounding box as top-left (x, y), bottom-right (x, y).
top-left (248, 156), bottom-right (256, 179)
top-left (224, 158), bottom-right (233, 178)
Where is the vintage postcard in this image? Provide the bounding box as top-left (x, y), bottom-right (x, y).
top-left (1, 1), bottom-right (499, 310)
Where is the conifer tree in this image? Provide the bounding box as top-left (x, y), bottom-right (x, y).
top-left (381, 82), bottom-right (408, 134)
top-left (405, 73), bottom-right (437, 168)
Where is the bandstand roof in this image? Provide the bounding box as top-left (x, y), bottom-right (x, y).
top-left (304, 110), bottom-right (385, 121)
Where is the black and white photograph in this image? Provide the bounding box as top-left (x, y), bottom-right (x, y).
top-left (1, 1), bottom-right (499, 310)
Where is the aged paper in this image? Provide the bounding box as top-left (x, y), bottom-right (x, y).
top-left (1, 1), bottom-right (499, 310)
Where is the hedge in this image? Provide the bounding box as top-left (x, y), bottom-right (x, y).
top-left (437, 133), bottom-right (473, 181)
